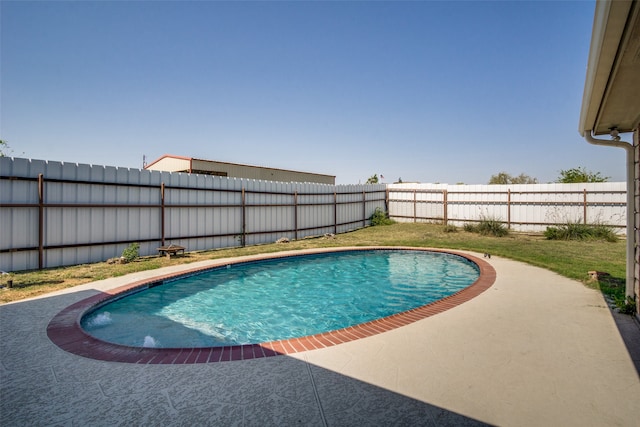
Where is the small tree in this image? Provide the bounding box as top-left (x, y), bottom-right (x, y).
top-left (557, 167), bottom-right (608, 183)
top-left (488, 172), bottom-right (509, 184)
top-left (488, 172), bottom-right (537, 184)
top-left (0, 139), bottom-right (11, 157)
top-left (365, 174), bottom-right (379, 184)
top-left (512, 173), bottom-right (538, 184)
top-left (369, 207), bottom-right (394, 226)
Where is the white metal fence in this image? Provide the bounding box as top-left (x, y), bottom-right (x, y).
top-left (0, 158), bottom-right (386, 271)
top-left (0, 157), bottom-right (628, 272)
top-left (387, 182), bottom-right (626, 233)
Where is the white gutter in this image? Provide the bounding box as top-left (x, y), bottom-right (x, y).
top-left (578, 0), bottom-right (614, 134)
top-left (584, 129), bottom-right (635, 299)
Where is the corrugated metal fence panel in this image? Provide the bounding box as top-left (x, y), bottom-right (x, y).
top-left (336, 185), bottom-right (361, 233)
top-left (506, 184), bottom-right (541, 232)
top-left (585, 182), bottom-right (627, 226)
top-left (245, 179), bottom-right (292, 245)
top-left (314, 183), bottom-right (334, 235)
top-left (297, 182), bottom-right (332, 237)
top-left (165, 171), bottom-right (197, 247)
top-left (387, 182), bottom-right (626, 232)
top-left (0, 159), bottom-right (38, 250)
top-left (513, 183), bottom-right (563, 231)
top-left (221, 177), bottom-right (243, 248)
top-left (254, 180), bottom-right (294, 243)
top-left (279, 182), bottom-right (296, 235)
top-left (386, 185), bottom-right (413, 223)
top-left (415, 190), bottom-right (444, 222)
top-left (29, 162), bottom-right (143, 266)
top-left (336, 185), bottom-right (356, 232)
top-left (365, 186), bottom-right (389, 225)
top-left (0, 159), bottom-right (39, 270)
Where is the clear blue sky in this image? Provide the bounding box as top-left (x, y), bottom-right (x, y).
top-left (0, 1), bottom-right (629, 184)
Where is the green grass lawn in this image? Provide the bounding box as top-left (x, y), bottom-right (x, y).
top-left (0, 222), bottom-right (628, 307)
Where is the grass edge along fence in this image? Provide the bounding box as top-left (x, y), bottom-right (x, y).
top-left (387, 182), bottom-right (626, 234)
top-left (0, 157), bottom-right (386, 271)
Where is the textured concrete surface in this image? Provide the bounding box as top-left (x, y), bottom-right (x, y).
top-left (1, 251), bottom-right (639, 426)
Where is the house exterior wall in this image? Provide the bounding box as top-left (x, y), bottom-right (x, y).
top-left (635, 126), bottom-right (639, 316)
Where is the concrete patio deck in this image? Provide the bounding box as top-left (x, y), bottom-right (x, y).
top-left (1, 251), bottom-right (639, 426)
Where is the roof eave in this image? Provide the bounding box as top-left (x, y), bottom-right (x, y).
top-left (579, 0), bottom-right (638, 136)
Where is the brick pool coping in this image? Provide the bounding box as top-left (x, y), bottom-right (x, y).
top-left (47, 247), bottom-right (496, 364)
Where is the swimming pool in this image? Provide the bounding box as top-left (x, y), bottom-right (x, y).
top-left (81, 249), bottom-right (479, 348)
top-left (48, 247), bottom-right (496, 363)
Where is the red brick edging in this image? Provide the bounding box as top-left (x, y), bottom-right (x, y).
top-left (47, 247), bottom-right (496, 364)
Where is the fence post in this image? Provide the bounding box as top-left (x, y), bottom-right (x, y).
top-left (443, 189), bottom-right (448, 226)
top-left (294, 191), bottom-right (299, 240)
top-left (507, 189), bottom-right (512, 229)
top-left (583, 188), bottom-right (587, 224)
top-left (333, 191), bottom-right (337, 234)
top-left (38, 173), bottom-right (44, 269)
top-left (160, 182), bottom-right (166, 246)
top-left (385, 187), bottom-right (389, 214)
top-left (241, 187), bottom-right (246, 247)
top-left (362, 190), bottom-right (366, 227)
top-left (413, 189), bottom-right (417, 223)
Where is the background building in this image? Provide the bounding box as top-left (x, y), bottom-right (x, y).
top-left (144, 154), bottom-right (336, 185)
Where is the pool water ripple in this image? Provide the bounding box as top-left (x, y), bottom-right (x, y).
top-left (81, 249), bottom-right (480, 348)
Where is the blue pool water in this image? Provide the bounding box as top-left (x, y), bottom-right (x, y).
top-left (81, 250), bottom-right (479, 348)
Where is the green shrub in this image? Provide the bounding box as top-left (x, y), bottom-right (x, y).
top-left (463, 223), bottom-right (477, 233)
top-left (121, 242), bottom-right (140, 263)
top-left (476, 217), bottom-right (508, 237)
top-left (544, 222), bottom-right (617, 242)
top-left (462, 218), bottom-right (508, 237)
top-left (617, 296), bottom-right (637, 315)
top-left (369, 208), bottom-right (394, 226)
top-left (543, 226), bottom-right (561, 240)
top-left (590, 224), bottom-right (619, 242)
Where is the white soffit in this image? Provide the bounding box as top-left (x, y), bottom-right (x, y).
top-left (579, 0), bottom-right (640, 136)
